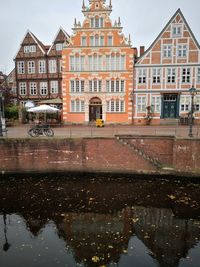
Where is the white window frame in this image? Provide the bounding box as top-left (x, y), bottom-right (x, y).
top-left (182, 68), bottom-right (191, 83)
top-left (151, 96), bottom-right (161, 112)
top-left (29, 82), bottom-right (37, 95)
top-left (89, 80), bottom-right (102, 93)
top-left (28, 61), bottom-right (35, 74)
top-left (24, 45), bottom-right (36, 53)
top-left (106, 100), bottom-right (125, 113)
top-left (137, 96), bottom-right (146, 112)
top-left (172, 25), bottom-right (182, 37)
top-left (49, 60), bottom-right (57, 73)
top-left (195, 96), bottom-right (200, 111)
top-left (177, 44), bottom-right (187, 58)
top-left (180, 96), bottom-right (190, 112)
top-left (38, 60), bottom-right (46, 73)
top-left (71, 100), bottom-right (85, 112)
top-left (106, 80), bottom-right (125, 93)
top-left (138, 69), bottom-right (147, 84)
top-left (152, 68), bottom-right (161, 84)
top-left (50, 81), bottom-right (58, 94)
top-left (163, 45), bottom-right (172, 58)
top-left (40, 82), bottom-right (48, 95)
top-left (167, 68), bottom-right (176, 83)
top-left (70, 80), bottom-right (84, 93)
top-left (17, 61), bottom-right (25, 74)
top-left (56, 43), bottom-right (63, 51)
top-left (19, 82), bottom-right (27, 95)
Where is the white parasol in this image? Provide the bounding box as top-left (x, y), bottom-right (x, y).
top-left (27, 104), bottom-right (60, 113)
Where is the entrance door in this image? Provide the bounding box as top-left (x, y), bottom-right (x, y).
top-left (163, 94), bottom-right (178, 118)
top-left (89, 98), bottom-right (102, 122)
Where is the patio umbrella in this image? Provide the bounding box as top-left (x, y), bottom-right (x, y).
top-left (27, 104), bottom-right (60, 122)
top-left (28, 104), bottom-right (60, 113)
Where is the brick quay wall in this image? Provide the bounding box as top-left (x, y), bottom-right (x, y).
top-left (0, 137), bottom-right (200, 176)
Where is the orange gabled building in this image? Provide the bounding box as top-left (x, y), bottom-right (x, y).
top-left (62, 0), bottom-right (134, 124)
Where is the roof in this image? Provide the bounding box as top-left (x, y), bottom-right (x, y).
top-left (136, 8), bottom-right (200, 64)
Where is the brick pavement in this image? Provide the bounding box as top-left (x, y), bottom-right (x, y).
top-left (2, 124), bottom-right (200, 139)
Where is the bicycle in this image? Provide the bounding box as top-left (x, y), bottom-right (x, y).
top-left (28, 124), bottom-right (54, 137)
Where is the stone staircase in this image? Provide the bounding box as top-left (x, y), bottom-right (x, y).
top-left (116, 136), bottom-right (162, 169)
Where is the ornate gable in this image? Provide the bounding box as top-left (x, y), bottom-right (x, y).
top-left (136, 9), bottom-right (200, 65)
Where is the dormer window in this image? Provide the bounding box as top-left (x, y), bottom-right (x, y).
top-left (24, 45), bottom-right (36, 53)
top-left (56, 43), bottom-right (63, 51)
top-left (172, 25), bottom-right (182, 37)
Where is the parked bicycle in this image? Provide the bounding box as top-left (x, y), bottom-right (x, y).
top-left (28, 124), bottom-right (54, 137)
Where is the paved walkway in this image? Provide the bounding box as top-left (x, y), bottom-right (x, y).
top-left (2, 124), bottom-right (200, 138)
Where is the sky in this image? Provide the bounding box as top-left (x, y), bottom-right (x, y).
top-left (0, 0), bottom-right (200, 74)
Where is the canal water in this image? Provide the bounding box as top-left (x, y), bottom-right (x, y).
top-left (0, 174), bottom-right (200, 267)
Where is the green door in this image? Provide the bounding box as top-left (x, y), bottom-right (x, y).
top-left (163, 94), bottom-right (178, 119)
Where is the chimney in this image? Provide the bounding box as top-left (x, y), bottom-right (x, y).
top-left (140, 46), bottom-right (145, 56)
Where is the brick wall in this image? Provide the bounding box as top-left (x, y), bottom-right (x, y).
top-left (0, 137), bottom-right (200, 175)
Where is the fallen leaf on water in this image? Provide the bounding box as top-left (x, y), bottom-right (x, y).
top-left (92, 256), bottom-right (100, 263)
top-left (167, 195), bottom-right (176, 200)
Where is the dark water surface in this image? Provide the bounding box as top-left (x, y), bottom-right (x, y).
top-left (0, 174), bottom-right (200, 267)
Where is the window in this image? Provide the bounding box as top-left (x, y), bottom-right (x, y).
top-left (152, 68), bottom-right (161, 83)
top-left (180, 96), bottom-right (190, 111)
top-left (49, 60), bottom-right (57, 73)
top-left (59, 60), bottom-right (62, 73)
top-left (100, 36), bottom-right (104, 46)
top-left (71, 100), bottom-right (85, 112)
top-left (28, 61), bottom-right (35, 74)
top-left (88, 55), bottom-right (103, 71)
top-left (81, 36), bottom-right (87, 46)
top-left (172, 25), bottom-right (182, 37)
top-left (17, 61), bottom-right (25, 74)
top-left (197, 68), bottom-right (200, 84)
top-left (151, 96), bottom-right (161, 112)
top-left (163, 45), bottom-right (172, 58)
top-left (195, 96), bottom-right (200, 111)
top-left (40, 82), bottom-right (48, 95)
top-left (106, 80), bottom-right (125, 93)
top-left (177, 45), bottom-right (187, 57)
top-left (90, 36), bottom-right (94, 46)
top-left (24, 45), bottom-right (36, 53)
top-left (182, 68), bottom-right (191, 83)
top-left (56, 43), bottom-right (63, 51)
top-left (38, 60), bottom-right (46, 73)
top-left (138, 69), bottom-right (147, 84)
top-left (167, 68), bottom-right (176, 83)
top-left (70, 80), bottom-right (84, 93)
top-left (137, 96), bottom-right (146, 112)
top-left (29, 82), bottom-right (37, 95)
top-left (19, 82), bottom-right (27, 95)
top-left (70, 56), bottom-right (85, 71)
top-left (50, 81), bottom-right (58, 94)
top-left (89, 80), bottom-right (102, 92)
top-left (105, 55), bottom-right (126, 71)
top-left (106, 100), bottom-right (125, 112)
top-left (108, 36), bottom-right (113, 46)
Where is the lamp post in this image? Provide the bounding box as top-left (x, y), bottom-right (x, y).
top-left (188, 86), bottom-right (197, 138)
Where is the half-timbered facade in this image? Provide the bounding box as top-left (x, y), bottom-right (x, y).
top-left (62, 0), bottom-right (134, 124)
top-left (14, 28), bottom-right (69, 106)
top-left (134, 9), bottom-right (200, 125)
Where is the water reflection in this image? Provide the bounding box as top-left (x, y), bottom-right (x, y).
top-left (0, 175), bottom-right (200, 267)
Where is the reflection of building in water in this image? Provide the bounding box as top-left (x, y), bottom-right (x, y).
top-left (56, 208), bottom-right (133, 266)
top-left (132, 206), bottom-right (200, 267)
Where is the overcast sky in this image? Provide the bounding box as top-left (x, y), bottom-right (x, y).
top-left (1, 0), bottom-right (200, 74)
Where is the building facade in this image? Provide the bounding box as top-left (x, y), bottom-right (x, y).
top-left (14, 28), bottom-right (69, 107)
top-left (134, 9), bottom-right (200, 125)
top-left (62, 0), bottom-right (134, 124)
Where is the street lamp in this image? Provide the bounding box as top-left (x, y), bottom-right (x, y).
top-left (188, 86), bottom-right (197, 138)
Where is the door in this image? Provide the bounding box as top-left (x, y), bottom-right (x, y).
top-left (163, 94), bottom-right (178, 118)
top-left (89, 97), bottom-right (102, 122)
